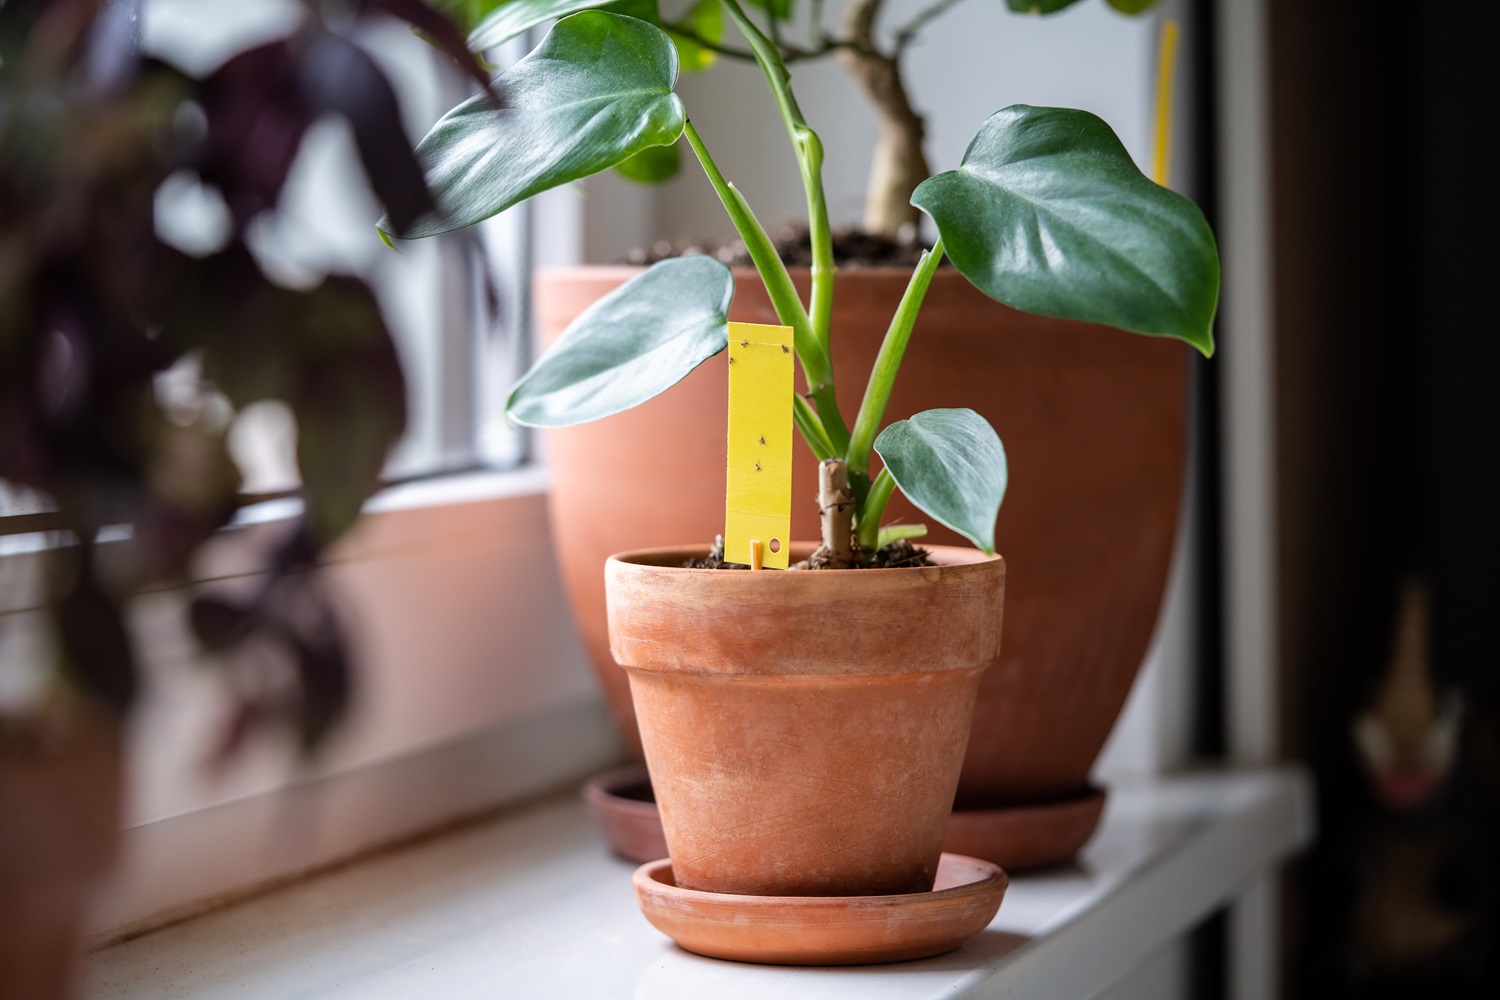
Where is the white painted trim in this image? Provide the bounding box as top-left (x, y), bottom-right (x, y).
top-left (1217, 0), bottom-right (1279, 768)
top-left (1216, 2), bottom-right (1282, 999)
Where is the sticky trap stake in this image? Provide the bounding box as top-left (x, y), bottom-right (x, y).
top-left (1151, 17), bottom-right (1181, 188)
top-left (725, 322), bottom-right (794, 569)
top-left (750, 540), bottom-right (764, 571)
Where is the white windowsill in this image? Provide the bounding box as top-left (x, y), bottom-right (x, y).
top-left (50, 463), bottom-right (623, 941)
top-left (84, 767), bottom-right (1313, 999)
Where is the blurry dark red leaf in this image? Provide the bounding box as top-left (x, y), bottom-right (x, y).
top-left (297, 31), bottom-right (433, 237)
top-left (55, 562), bottom-right (138, 713)
top-left (189, 595), bottom-right (255, 652)
top-left (269, 576), bottom-right (353, 752)
top-left (81, 0), bottom-right (142, 97)
top-left (364, 0), bottom-right (494, 94)
top-left (282, 275), bottom-right (408, 545)
top-left (196, 41), bottom-right (311, 227)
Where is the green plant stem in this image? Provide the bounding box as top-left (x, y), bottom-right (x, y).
top-left (683, 120), bottom-right (843, 464)
top-left (682, 121), bottom-right (822, 373)
top-left (846, 237), bottom-right (945, 477)
top-left (719, 0), bottom-right (844, 443)
top-left (855, 466), bottom-right (897, 553)
top-left (794, 394), bottom-right (837, 460)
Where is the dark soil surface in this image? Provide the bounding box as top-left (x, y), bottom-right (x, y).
top-left (621, 223), bottom-right (948, 270)
top-left (684, 535), bottom-right (934, 570)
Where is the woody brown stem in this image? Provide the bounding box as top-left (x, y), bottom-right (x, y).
top-left (815, 458), bottom-right (856, 568)
top-left (836, 0), bottom-right (931, 238)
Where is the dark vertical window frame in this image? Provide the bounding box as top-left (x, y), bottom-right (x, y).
top-left (1186, 0), bottom-right (1228, 995)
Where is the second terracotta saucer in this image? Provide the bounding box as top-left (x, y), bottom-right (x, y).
top-left (633, 852), bottom-right (1008, 966)
top-left (587, 765), bottom-right (1105, 871)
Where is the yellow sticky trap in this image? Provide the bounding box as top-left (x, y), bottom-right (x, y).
top-left (1151, 18), bottom-right (1181, 188)
top-left (724, 322), bottom-right (793, 569)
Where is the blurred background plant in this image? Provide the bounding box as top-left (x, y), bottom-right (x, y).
top-left (0, 0), bottom-right (482, 752)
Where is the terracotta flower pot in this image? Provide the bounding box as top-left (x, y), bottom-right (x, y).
top-left (1, 710), bottom-right (122, 1000)
top-left (606, 544), bottom-right (1004, 897)
top-left (540, 266), bottom-right (1185, 817)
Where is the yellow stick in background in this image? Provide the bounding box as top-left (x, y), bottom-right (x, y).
top-left (724, 322), bottom-right (794, 570)
top-left (1152, 17), bottom-right (1181, 189)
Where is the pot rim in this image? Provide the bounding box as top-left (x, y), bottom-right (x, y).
top-left (605, 544), bottom-right (1005, 677)
top-left (607, 541), bottom-right (1001, 575)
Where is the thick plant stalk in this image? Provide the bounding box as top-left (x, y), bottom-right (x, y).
top-left (814, 458), bottom-right (856, 568)
top-left (838, 0), bottom-right (932, 238)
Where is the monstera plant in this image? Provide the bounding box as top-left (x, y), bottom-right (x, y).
top-left (441, 0), bottom-right (1162, 239)
top-left (391, 1), bottom-right (1217, 562)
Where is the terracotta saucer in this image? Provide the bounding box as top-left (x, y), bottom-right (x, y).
top-left (583, 764), bottom-right (668, 863)
top-left (632, 852), bottom-right (1008, 966)
top-left (943, 785), bottom-right (1107, 871)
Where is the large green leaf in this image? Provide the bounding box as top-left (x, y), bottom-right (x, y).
top-left (468, 0), bottom-right (660, 52)
top-left (507, 256), bottom-right (734, 426)
top-left (912, 105), bottom-right (1219, 355)
top-left (395, 10), bottom-right (684, 238)
top-left (1107, 0), bottom-right (1159, 14)
top-left (874, 409), bottom-right (1007, 556)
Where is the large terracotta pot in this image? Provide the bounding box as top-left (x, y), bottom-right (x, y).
top-left (0, 709), bottom-right (122, 1000)
top-left (606, 543), bottom-right (1004, 897)
top-left (538, 266), bottom-right (1186, 809)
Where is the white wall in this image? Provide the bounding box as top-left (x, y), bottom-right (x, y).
top-left (584, 0), bottom-right (1160, 259)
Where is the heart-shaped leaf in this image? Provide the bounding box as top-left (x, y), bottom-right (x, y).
top-left (468, 0), bottom-right (660, 52)
top-left (507, 256), bottom-right (734, 426)
top-left (395, 10), bottom-right (684, 238)
top-left (874, 408), bottom-right (1007, 555)
top-left (912, 105), bottom-right (1219, 355)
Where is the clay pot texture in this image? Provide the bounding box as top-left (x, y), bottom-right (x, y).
top-left (1, 711), bottom-right (122, 1000)
top-left (607, 544), bottom-right (1004, 897)
top-left (538, 266), bottom-right (1186, 804)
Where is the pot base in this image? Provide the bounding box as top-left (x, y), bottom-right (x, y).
top-left (944, 786), bottom-right (1107, 871)
top-left (633, 853), bottom-right (1008, 966)
top-left (585, 767), bottom-right (1106, 871)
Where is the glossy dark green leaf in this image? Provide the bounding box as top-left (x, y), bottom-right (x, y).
top-left (507, 256), bottom-right (733, 426)
top-left (614, 140), bottom-right (681, 182)
top-left (397, 10), bottom-right (684, 238)
top-left (468, 0), bottom-right (660, 52)
top-left (874, 408), bottom-right (1007, 555)
top-left (667, 0), bottom-right (723, 73)
top-left (912, 105), bottom-right (1218, 355)
top-left (1107, 0), bottom-right (1159, 14)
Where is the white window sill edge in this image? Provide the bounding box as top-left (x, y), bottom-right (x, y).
top-left (85, 767), bottom-right (1314, 1000)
